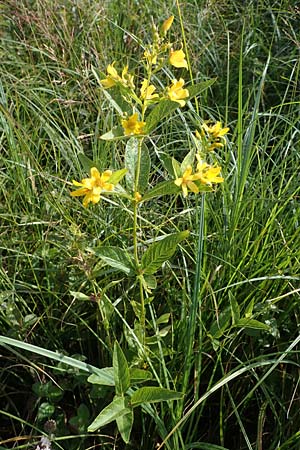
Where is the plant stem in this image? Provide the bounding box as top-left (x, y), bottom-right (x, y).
top-left (133, 137), bottom-right (146, 346)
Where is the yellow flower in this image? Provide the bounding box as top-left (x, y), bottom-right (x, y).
top-left (195, 155), bottom-right (224, 185)
top-left (101, 63), bottom-right (134, 89)
top-left (71, 167), bottom-right (114, 207)
top-left (144, 48), bottom-right (157, 66)
top-left (174, 166), bottom-right (200, 197)
top-left (167, 78), bottom-right (189, 107)
top-left (121, 113), bottom-right (146, 136)
top-left (202, 121), bottom-right (229, 139)
top-left (161, 15), bottom-right (174, 34)
top-left (140, 79), bottom-right (159, 101)
top-left (169, 48), bottom-right (188, 69)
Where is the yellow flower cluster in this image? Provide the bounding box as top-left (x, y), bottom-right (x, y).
top-left (98, 15), bottom-right (191, 137)
top-left (101, 62), bottom-right (135, 90)
top-left (121, 113), bottom-right (146, 136)
top-left (71, 167), bottom-right (115, 207)
top-left (174, 154), bottom-right (224, 197)
top-left (196, 121), bottom-right (229, 152)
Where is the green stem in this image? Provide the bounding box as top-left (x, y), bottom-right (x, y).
top-left (133, 137), bottom-right (146, 346)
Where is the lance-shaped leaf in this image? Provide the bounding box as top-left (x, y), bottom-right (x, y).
top-left (88, 368), bottom-right (115, 386)
top-left (180, 149), bottom-right (195, 173)
top-left (113, 341), bottom-right (130, 396)
top-left (116, 406), bottom-right (133, 443)
top-left (130, 387), bottom-right (184, 406)
top-left (125, 138), bottom-right (150, 193)
top-left (141, 231), bottom-right (190, 275)
top-left (100, 126), bottom-right (125, 141)
top-left (108, 168), bottom-right (127, 185)
top-left (78, 153), bottom-right (96, 173)
top-left (88, 367), bottom-right (152, 387)
top-left (142, 180), bottom-right (180, 201)
top-left (88, 396), bottom-right (130, 432)
top-left (145, 79), bottom-right (216, 133)
top-left (235, 318), bottom-right (270, 331)
top-left (94, 246), bottom-right (135, 275)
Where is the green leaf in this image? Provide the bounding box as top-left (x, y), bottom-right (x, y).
top-left (108, 168), bottom-right (128, 185)
top-left (124, 138), bottom-right (150, 193)
top-left (145, 99), bottom-right (179, 133)
top-left (87, 368), bottom-right (115, 386)
top-left (37, 402), bottom-right (55, 421)
top-left (181, 150), bottom-right (195, 173)
top-left (244, 298), bottom-right (254, 318)
top-left (94, 246), bottom-right (135, 275)
top-left (235, 318), bottom-right (270, 331)
top-left (100, 126), bottom-right (124, 141)
top-left (229, 294), bottom-right (240, 325)
top-left (172, 157), bottom-right (181, 178)
top-left (141, 231), bottom-right (190, 275)
top-left (158, 153), bottom-right (178, 178)
top-left (186, 78), bottom-right (216, 100)
top-left (156, 313), bottom-right (171, 325)
top-left (142, 274), bottom-right (157, 291)
top-left (129, 368), bottom-right (153, 384)
top-left (78, 153), bottom-right (96, 173)
top-left (113, 341), bottom-right (130, 395)
top-left (130, 387), bottom-right (183, 406)
top-left (116, 406), bottom-right (133, 443)
top-left (209, 307), bottom-right (232, 339)
top-left (88, 396), bottom-right (130, 432)
top-left (145, 79), bottom-right (216, 133)
top-left (143, 180), bottom-right (180, 201)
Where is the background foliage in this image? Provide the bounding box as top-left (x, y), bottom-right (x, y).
top-left (1, 0), bottom-right (300, 449)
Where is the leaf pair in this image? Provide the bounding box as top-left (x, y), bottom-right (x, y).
top-left (88, 342), bottom-right (183, 443)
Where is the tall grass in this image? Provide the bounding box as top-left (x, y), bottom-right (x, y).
top-left (1, 0), bottom-right (300, 449)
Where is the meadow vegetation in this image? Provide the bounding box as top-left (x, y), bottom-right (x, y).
top-left (0, 0), bottom-right (300, 449)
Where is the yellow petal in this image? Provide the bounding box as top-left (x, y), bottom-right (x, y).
top-left (162, 15), bottom-right (174, 33)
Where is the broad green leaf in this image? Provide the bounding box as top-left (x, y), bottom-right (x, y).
top-left (130, 387), bottom-right (183, 406)
top-left (129, 368), bottom-right (153, 384)
top-left (87, 368), bottom-right (115, 386)
top-left (209, 306), bottom-right (232, 339)
top-left (125, 138), bottom-right (150, 193)
top-left (143, 180), bottom-right (180, 201)
top-left (113, 341), bottom-right (130, 395)
top-left (100, 126), bottom-right (124, 141)
top-left (116, 406), bottom-right (133, 443)
top-left (94, 246), bottom-right (134, 275)
top-left (141, 231), bottom-right (190, 275)
top-left (88, 396), bottom-right (129, 431)
top-left (145, 79), bottom-right (216, 133)
top-left (235, 318), bottom-right (270, 331)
